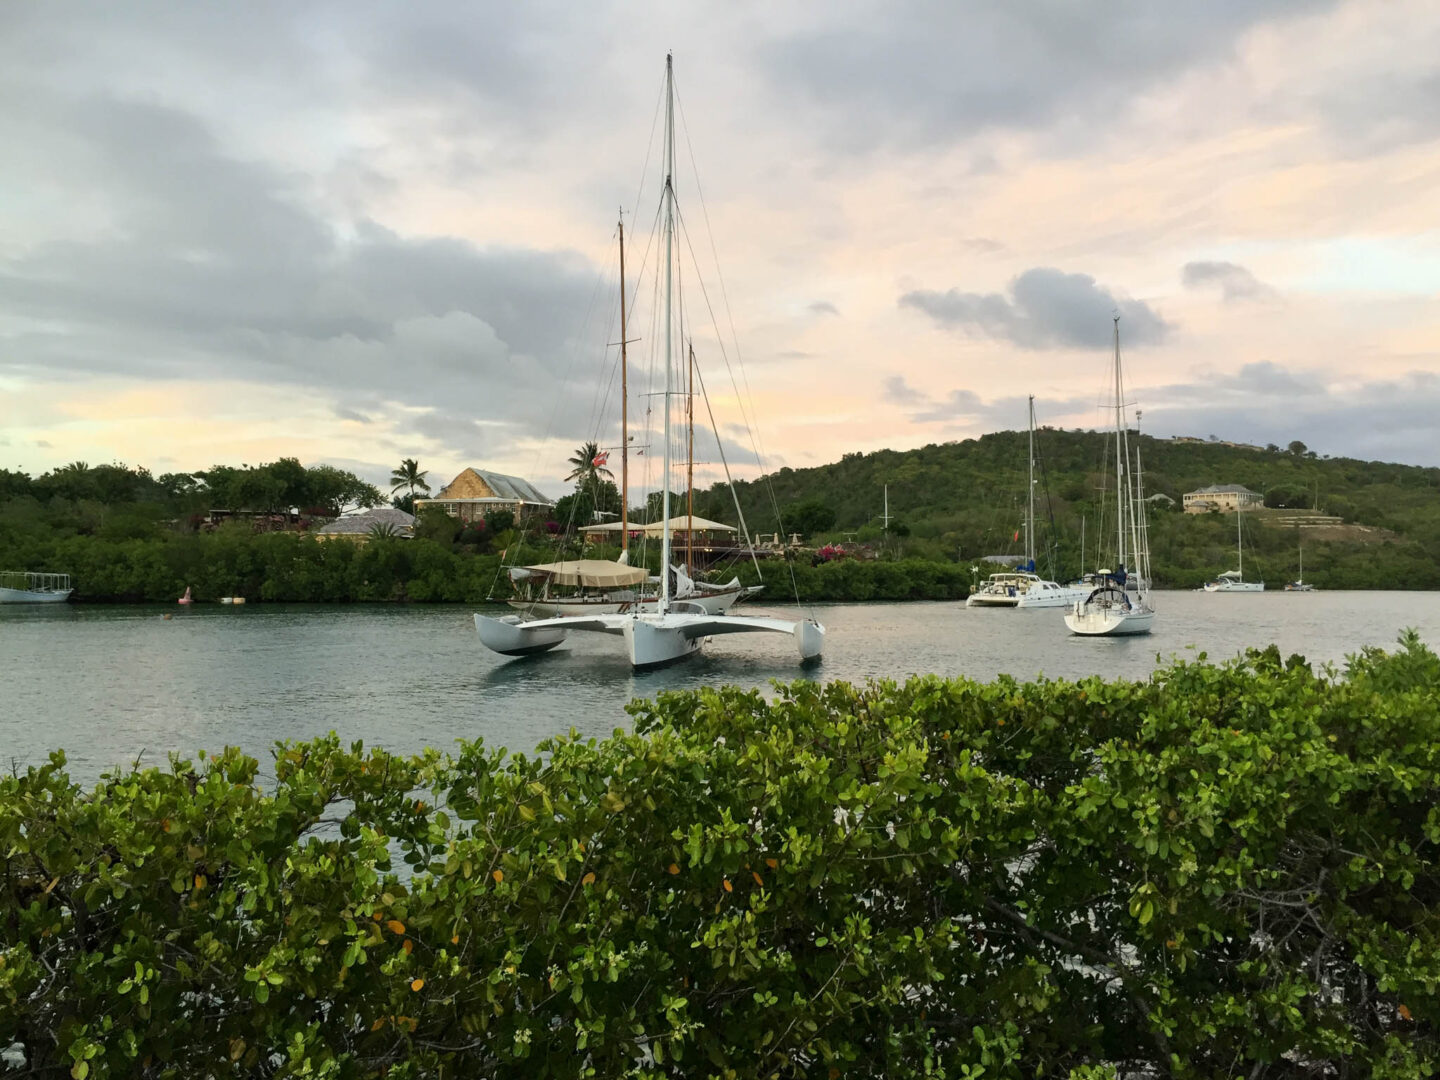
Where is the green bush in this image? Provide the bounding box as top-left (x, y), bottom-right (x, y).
top-left (4, 636), bottom-right (1438, 1076)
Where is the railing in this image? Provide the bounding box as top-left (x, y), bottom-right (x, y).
top-left (0, 571), bottom-right (72, 593)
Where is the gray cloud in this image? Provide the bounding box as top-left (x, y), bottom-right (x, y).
top-left (808, 301), bottom-right (840, 316)
top-left (760, 1), bottom-right (1337, 151)
top-left (882, 375), bottom-right (926, 406)
top-left (900, 268), bottom-right (1171, 349)
top-left (1182, 261), bottom-right (1276, 302)
top-left (1142, 368), bottom-right (1440, 467)
top-left (0, 93), bottom-right (612, 448)
top-left (883, 378), bottom-right (1093, 430)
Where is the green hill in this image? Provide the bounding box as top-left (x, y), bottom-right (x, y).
top-left (694, 431), bottom-right (1440, 590)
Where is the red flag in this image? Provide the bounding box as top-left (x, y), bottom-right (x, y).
top-left (592, 451), bottom-right (609, 467)
top-left (1012, 529), bottom-right (1020, 542)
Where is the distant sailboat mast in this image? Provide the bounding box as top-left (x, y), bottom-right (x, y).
top-left (1027, 395), bottom-right (1036, 568)
top-left (1113, 315), bottom-right (1126, 574)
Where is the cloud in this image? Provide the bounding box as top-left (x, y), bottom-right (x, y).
top-left (1142, 368), bottom-right (1440, 467)
top-left (760, 1), bottom-right (1337, 151)
top-left (1181, 261), bottom-right (1276, 301)
top-left (882, 375), bottom-right (925, 406)
top-left (0, 94), bottom-right (609, 448)
top-left (961, 238), bottom-right (1006, 254)
top-left (900, 268), bottom-right (1171, 349)
top-left (808, 300), bottom-right (840, 316)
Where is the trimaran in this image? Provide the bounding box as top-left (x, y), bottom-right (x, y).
top-left (475, 54), bottom-right (824, 668)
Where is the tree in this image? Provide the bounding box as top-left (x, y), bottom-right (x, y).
top-left (1287, 440), bottom-right (1308, 456)
top-left (564, 441), bottom-right (613, 494)
top-left (788, 497), bottom-right (837, 538)
top-left (389, 458), bottom-right (431, 501)
top-left (307, 465), bottom-right (384, 516)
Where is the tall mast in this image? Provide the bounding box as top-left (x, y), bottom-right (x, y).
top-left (1113, 315), bottom-right (1125, 572)
top-left (687, 340), bottom-right (695, 577)
top-left (1027, 395), bottom-right (1036, 568)
top-left (1237, 504), bottom-right (1243, 580)
top-left (619, 213), bottom-right (630, 555)
top-left (659, 53), bottom-right (676, 612)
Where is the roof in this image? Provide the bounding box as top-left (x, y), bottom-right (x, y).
top-left (1188, 484), bottom-right (1261, 495)
top-left (431, 468), bottom-right (554, 506)
top-left (314, 507), bottom-right (416, 535)
top-left (515, 560), bottom-right (649, 587)
top-left (585, 516), bottom-right (737, 536)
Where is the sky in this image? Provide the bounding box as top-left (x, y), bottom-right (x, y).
top-left (2, 0), bottom-right (1439, 503)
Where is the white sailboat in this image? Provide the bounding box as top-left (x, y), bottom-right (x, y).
top-left (969, 399), bottom-right (1088, 608)
top-left (1284, 539), bottom-right (1315, 591)
top-left (1202, 505), bottom-right (1264, 592)
top-left (1065, 317), bottom-right (1155, 636)
top-left (475, 54), bottom-right (824, 668)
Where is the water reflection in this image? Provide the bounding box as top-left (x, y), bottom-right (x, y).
top-left (2, 594), bottom-right (1436, 783)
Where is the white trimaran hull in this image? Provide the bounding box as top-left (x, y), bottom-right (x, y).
top-left (476, 609), bottom-right (823, 668)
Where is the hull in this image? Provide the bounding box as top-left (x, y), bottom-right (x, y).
top-left (1065, 606), bottom-right (1155, 636)
top-left (509, 588), bottom-right (745, 619)
top-left (1202, 581), bottom-right (1264, 593)
top-left (0, 587), bottom-right (72, 604)
top-left (1284, 583), bottom-right (1315, 592)
top-left (965, 592), bottom-right (1019, 608)
top-left (474, 613), bottom-right (569, 656)
top-left (624, 617), bottom-right (705, 669)
top-left (1015, 584), bottom-right (1093, 609)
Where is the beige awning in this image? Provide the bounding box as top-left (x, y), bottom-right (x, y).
top-left (519, 559), bottom-right (649, 587)
top-left (584, 516), bottom-right (737, 537)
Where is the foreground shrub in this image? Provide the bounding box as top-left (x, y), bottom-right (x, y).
top-left (3, 635), bottom-right (1438, 1077)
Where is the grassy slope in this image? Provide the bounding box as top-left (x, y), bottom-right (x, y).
top-left (695, 431), bottom-right (1440, 589)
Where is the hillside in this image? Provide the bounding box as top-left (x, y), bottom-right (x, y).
top-left (693, 431), bottom-right (1440, 589)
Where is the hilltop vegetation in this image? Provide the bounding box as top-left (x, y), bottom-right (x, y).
top-left (694, 430), bottom-right (1440, 588)
top-left (3, 435), bottom-right (1439, 602)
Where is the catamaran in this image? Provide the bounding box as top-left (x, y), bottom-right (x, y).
top-left (1202, 504), bottom-right (1264, 592)
top-left (0, 571), bottom-right (73, 604)
top-left (475, 55), bottom-right (824, 668)
top-left (1065, 317), bottom-right (1155, 636)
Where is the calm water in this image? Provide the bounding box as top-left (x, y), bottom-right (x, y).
top-left (2, 593), bottom-right (1437, 783)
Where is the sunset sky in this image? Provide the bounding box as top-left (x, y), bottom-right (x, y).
top-left (3, 1), bottom-right (1439, 501)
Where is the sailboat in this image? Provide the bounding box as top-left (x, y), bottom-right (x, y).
top-left (501, 234), bottom-right (753, 620)
top-left (1065, 317), bottom-right (1156, 636)
top-left (1284, 538), bottom-right (1315, 591)
top-left (1202, 504), bottom-right (1264, 592)
top-left (475, 54), bottom-right (824, 668)
top-left (969, 399), bottom-right (1089, 608)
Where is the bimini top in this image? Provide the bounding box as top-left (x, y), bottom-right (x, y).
top-left (514, 560), bottom-right (649, 588)
top-left (585, 516), bottom-right (738, 536)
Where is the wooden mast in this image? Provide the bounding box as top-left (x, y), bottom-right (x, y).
top-left (619, 214), bottom-right (629, 555)
top-left (694, 342), bottom-right (699, 578)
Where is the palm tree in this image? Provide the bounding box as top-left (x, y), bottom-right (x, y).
top-left (389, 459), bottom-right (431, 501)
top-left (564, 441), bottom-right (613, 492)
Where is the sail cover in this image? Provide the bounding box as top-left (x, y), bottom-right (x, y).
top-left (519, 560), bottom-right (649, 587)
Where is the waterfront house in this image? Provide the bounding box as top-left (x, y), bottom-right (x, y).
top-left (313, 507), bottom-right (416, 543)
top-left (1183, 484), bottom-right (1263, 514)
top-left (415, 469), bottom-right (554, 523)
